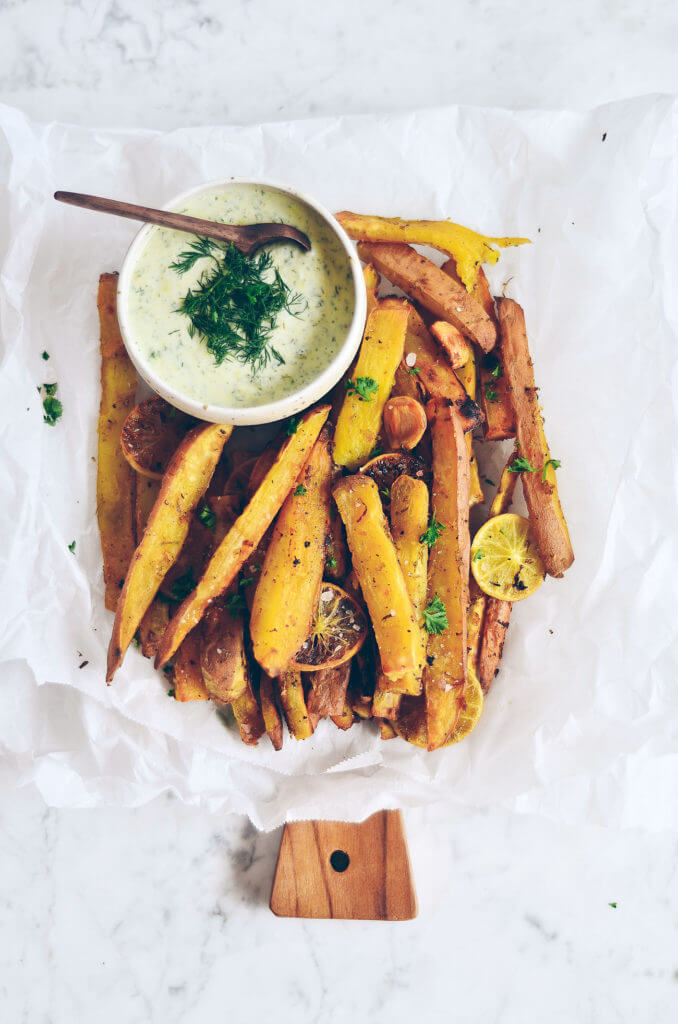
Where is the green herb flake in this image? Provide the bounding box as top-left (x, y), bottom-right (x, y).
top-left (368, 444), bottom-right (383, 459)
top-left (608, 902), bottom-right (617, 909)
top-left (484, 478), bottom-right (495, 486)
top-left (407, 365), bottom-right (421, 376)
top-left (167, 688), bottom-right (175, 698)
top-left (41, 351), bottom-right (50, 361)
top-left (226, 592), bottom-right (247, 617)
top-left (490, 362), bottom-right (503, 379)
top-left (171, 239), bottom-right (305, 373)
top-left (285, 416), bottom-right (299, 436)
top-left (169, 570), bottom-right (196, 603)
top-left (420, 511), bottom-right (446, 549)
top-left (198, 504), bottom-right (216, 530)
top-left (473, 548), bottom-right (485, 562)
top-left (293, 484), bottom-right (307, 496)
top-left (68, 540), bottom-right (76, 553)
top-left (485, 387), bottom-right (499, 402)
top-left (326, 555), bottom-right (338, 570)
top-left (423, 595), bottom-right (449, 635)
top-left (508, 456), bottom-right (537, 474)
top-left (345, 376), bottom-right (379, 402)
top-left (41, 383), bottom-right (63, 426)
top-left (542, 457), bottom-right (562, 482)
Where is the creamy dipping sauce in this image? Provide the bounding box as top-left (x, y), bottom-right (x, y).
top-left (126, 184), bottom-right (355, 408)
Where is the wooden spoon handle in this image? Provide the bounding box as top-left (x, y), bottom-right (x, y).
top-left (270, 810), bottom-right (417, 920)
top-left (54, 190), bottom-right (250, 243)
top-left (53, 191), bottom-right (311, 255)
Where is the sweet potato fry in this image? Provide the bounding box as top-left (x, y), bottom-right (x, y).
top-left (231, 685), bottom-right (266, 746)
top-left (442, 261), bottom-right (514, 441)
top-left (475, 452), bottom-right (520, 692)
top-left (200, 602), bottom-right (248, 704)
top-left (250, 432), bottom-right (331, 677)
top-left (467, 579), bottom-right (486, 677)
top-left (377, 474), bottom-right (429, 699)
top-left (379, 719), bottom-right (397, 740)
top-left (380, 299), bottom-right (483, 432)
top-left (372, 686), bottom-right (402, 720)
top-left (174, 632), bottom-right (209, 702)
top-left (333, 475), bottom-right (422, 682)
top-left (259, 673), bottom-right (283, 751)
top-left (357, 242), bottom-right (497, 352)
top-left (134, 477), bottom-right (170, 658)
top-left (423, 401), bottom-right (471, 750)
top-left (155, 405), bottom-right (330, 668)
top-left (96, 273), bottom-right (137, 611)
top-left (307, 662), bottom-right (351, 718)
top-left (330, 701), bottom-right (355, 730)
top-left (324, 503), bottom-right (348, 580)
top-left (333, 305), bottom-right (408, 470)
top-left (363, 262), bottom-right (380, 316)
top-left (477, 598), bottom-right (512, 693)
top-left (337, 210), bottom-right (529, 291)
top-left (497, 298), bottom-right (574, 577)
top-left (278, 669), bottom-right (314, 740)
top-left (107, 423), bottom-right (231, 680)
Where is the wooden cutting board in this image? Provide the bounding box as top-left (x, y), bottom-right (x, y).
top-left (270, 809), bottom-right (417, 920)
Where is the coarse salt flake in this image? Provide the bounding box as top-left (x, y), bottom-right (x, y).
top-left (405, 352), bottom-right (417, 367)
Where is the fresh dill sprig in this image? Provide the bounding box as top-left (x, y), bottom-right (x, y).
top-left (171, 239), bottom-right (306, 374)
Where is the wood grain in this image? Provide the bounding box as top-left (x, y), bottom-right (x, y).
top-left (270, 810), bottom-right (417, 920)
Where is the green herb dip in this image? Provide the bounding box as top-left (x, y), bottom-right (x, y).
top-left (126, 184), bottom-right (355, 408)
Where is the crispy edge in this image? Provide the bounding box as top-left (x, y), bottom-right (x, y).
top-left (96, 273), bottom-right (137, 612)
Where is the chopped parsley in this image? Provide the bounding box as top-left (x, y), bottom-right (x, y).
top-left (484, 477), bottom-right (495, 486)
top-left (326, 554), bottom-right (337, 570)
top-left (293, 484), bottom-right (307, 496)
top-left (170, 239), bottom-right (305, 373)
top-left (490, 362), bottom-right (503, 379)
top-left (472, 548), bottom-right (485, 562)
top-left (167, 688), bottom-right (175, 698)
top-left (168, 570), bottom-right (195, 602)
top-left (542, 457), bottom-right (562, 481)
top-left (608, 902), bottom-right (617, 909)
top-left (68, 540), bottom-right (76, 553)
top-left (198, 504), bottom-right (216, 530)
top-left (285, 416), bottom-right (299, 436)
top-left (41, 350), bottom-right (50, 361)
top-left (39, 383), bottom-right (63, 425)
top-left (407, 365), bottom-right (421, 376)
top-left (345, 376), bottom-right (379, 402)
top-left (226, 592), bottom-right (247, 616)
top-left (423, 595), bottom-right (449, 635)
top-left (508, 456), bottom-right (536, 473)
top-left (420, 511), bottom-right (446, 549)
top-left (368, 444), bottom-right (383, 459)
top-left (485, 387), bottom-right (499, 402)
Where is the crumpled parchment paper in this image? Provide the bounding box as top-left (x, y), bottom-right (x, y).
top-left (1, 96), bottom-right (677, 830)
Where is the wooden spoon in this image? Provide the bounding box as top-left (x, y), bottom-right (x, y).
top-left (54, 190), bottom-right (312, 257)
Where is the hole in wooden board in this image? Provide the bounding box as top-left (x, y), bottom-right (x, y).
top-left (329, 849), bottom-right (350, 873)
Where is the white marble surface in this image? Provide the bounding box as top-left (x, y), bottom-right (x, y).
top-left (2, 1), bottom-right (678, 1022)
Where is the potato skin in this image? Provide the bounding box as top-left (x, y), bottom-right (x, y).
top-left (250, 433), bottom-right (332, 677)
top-left (497, 298), bottom-right (574, 577)
top-left (333, 474), bottom-right (422, 682)
top-left (155, 405), bottom-right (330, 669)
top-left (333, 305), bottom-right (408, 471)
top-left (357, 242), bottom-right (496, 352)
top-left (423, 401), bottom-right (470, 750)
top-left (106, 422), bottom-right (231, 680)
top-left (96, 273), bottom-right (137, 612)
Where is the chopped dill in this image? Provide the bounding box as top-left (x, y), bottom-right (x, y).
top-left (170, 238), bottom-right (306, 374)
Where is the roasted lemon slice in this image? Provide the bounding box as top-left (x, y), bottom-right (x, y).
top-left (291, 583), bottom-right (367, 671)
top-left (393, 668), bottom-right (484, 749)
top-left (471, 512), bottom-right (545, 601)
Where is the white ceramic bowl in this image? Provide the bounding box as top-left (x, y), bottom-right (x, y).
top-left (117, 179), bottom-right (366, 425)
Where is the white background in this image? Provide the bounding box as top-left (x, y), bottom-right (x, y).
top-left (2, 1), bottom-right (678, 1021)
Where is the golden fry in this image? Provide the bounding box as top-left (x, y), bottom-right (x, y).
top-left (96, 273), bottom-right (137, 611)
